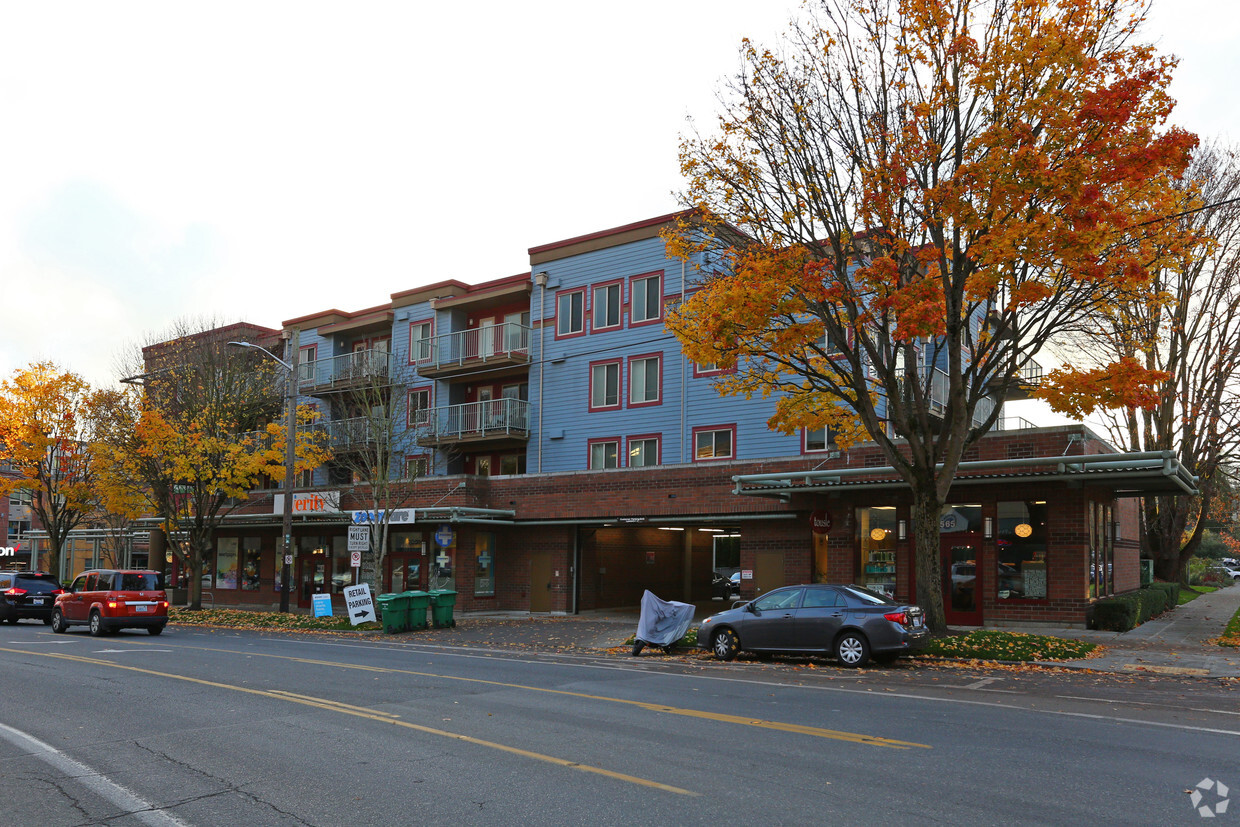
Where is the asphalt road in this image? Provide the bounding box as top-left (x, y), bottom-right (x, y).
top-left (1, 621), bottom-right (1237, 826)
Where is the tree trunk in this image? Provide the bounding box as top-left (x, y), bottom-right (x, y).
top-left (911, 494), bottom-right (947, 636)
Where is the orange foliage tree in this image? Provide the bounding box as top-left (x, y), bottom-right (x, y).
top-left (667, 0), bottom-right (1194, 632)
top-left (0, 362), bottom-right (108, 578)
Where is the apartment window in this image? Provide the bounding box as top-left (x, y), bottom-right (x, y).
top-left (592, 281), bottom-right (622, 331)
top-left (628, 435), bottom-right (660, 467)
top-left (409, 320), bottom-right (434, 364)
top-left (628, 354), bottom-right (661, 406)
top-left (589, 438), bottom-right (620, 470)
top-left (589, 360), bottom-right (621, 411)
top-left (804, 426), bottom-right (835, 453)
top-left (556, 289), bottom-right (585, 337)
top-left (408, 387), bottom-right (432, 427)
top-left (405, 455), bottom-right (430, 479)
top-left (297, 344), bottom-right (317, 384)
top-left (694, 425), bottom-right (735, 460)
top-left (630, 272), bottom-right (663, 324)
top-left (500, 454), bottom-right (525, 475)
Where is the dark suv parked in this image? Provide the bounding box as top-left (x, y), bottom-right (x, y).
top-left (0, 570), bottom-right (65, 624)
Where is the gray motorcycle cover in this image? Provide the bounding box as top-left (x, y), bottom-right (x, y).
top-left (635, 590), bottom-right (695, 646)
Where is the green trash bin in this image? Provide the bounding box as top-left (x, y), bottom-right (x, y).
top-left (403, 590), bottom-right (430, 630)
top-left (428, 589), bottom-right (458, 629)
top-left (376, 593), bottom-right (409, 634)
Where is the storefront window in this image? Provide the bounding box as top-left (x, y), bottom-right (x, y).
top-left (330, 534), bottom-right (351, 595)
top-left (430, 525), bottom-right (456, 591)
top-left (997, 501), bottom-right (1047, 599)
top-left (216, 538), bottom-right (239, 590)
top-left (240, 537), bottom-right (262, 591)
top-left (1089, 502), bottom-right (1114, 597)
top-left (475, 532), bottom-right (495, 596)
top-left (856, 507), bottom-right (897, 597)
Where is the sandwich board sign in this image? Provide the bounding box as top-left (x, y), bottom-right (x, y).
top-left (344, 583), bottom-right (377, 625)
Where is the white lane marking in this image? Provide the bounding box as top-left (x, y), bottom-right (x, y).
top-left (0, 722), bottom-right (189, 826)
top-left (94, 649), bottom-right (174, 654)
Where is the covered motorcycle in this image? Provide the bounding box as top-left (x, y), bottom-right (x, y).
top-left (632, 590), bottom-right (695, 655)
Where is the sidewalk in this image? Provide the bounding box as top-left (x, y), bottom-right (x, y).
top-left (1016, 584), bottom-right (1240, 678)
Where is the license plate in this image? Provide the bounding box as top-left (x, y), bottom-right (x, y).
top-left (136, 605), bottom-right (149, 612)
top-left (32, 598), bottom-right (44, 605)
top-left (912, 616), bottom-right (923, 627)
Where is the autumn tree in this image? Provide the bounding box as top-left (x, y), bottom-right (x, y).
top-left (667, 0), bottom-right (1194, 632)
top-left (1042, 145), bottom-right (1240, 582)
top-left (0, 362), bottom-right (106, 578)
top-left (101, 320), bottom-right (329, 610)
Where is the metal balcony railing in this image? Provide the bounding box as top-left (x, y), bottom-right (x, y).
top-left (420, 398), bottom-right (531, 442)
top-left (414, 323), bottom-right (530, 372)
top-left (299, 349), bottom-right (395, 390)
top-left (892, 366), bottom-right (995, 427)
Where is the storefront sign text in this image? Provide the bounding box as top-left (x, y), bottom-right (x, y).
top-left (351, 508), bottom-right (415, 525)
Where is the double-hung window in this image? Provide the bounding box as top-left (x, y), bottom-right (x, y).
top-left (694, 426), bottom-right (735, 460)
top-left (592, 282), bottom-right (622, 331)
top-left (630, 273), bottom-right (663, 324)
top-left (589, 439), bottom-right (620, 470)
top-left (805, 426), bottom-right (834, 453)
top-left (556, 289), bottom-right (585, 337)
top-left (589, 360), bottom-right (621, 411)
top-left (628, 435), bottom-right (660, 467)
top-left (628, 354), bottom-right (661, 406)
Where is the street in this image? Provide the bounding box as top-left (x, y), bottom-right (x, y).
top-left (1, 622), bottom-right (1237, 826)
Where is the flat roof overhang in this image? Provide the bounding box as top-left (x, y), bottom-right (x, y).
top-left (732, 451), bottom-right (1199, 499)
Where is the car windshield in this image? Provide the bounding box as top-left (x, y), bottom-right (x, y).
top-left (841, 585), bottom-right (896, 605)
top-left (119, 573), bottom-right (160, 590)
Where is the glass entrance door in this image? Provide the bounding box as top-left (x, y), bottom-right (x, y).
top-left (298, 555), bottom-right (330, 609)
top-left (942, 540), bottom-right (982, 626)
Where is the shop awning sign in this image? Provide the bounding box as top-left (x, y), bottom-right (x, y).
top-left (344, 583), bottom-right (376, 625)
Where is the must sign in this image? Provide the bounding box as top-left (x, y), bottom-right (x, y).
top-left (347, 525), bottom-right (370, 552)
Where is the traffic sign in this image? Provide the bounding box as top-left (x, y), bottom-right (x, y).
top-left (348, 525), bottom-right (370, 552)
top-left (434, 524), bottom-right (454, 548)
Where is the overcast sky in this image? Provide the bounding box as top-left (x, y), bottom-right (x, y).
top-left (1, 1), bottom-right (1234, 411)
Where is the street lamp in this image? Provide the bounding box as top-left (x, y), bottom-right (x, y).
top-left (228, 330), bottom-right (300, 613)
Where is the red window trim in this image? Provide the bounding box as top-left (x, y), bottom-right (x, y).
top-left (626, 432), bottom-right (662, 467)
top-left (692, 360), bottom-right (735, 378)
top-left (407, 385), bottom-right (433, 427)
top-left (628, 270), bottom-right (665, 327)
top-left (554, 287), bottom-right (587, 340)
top-left (407, 318), bottom-right (435, 365)
top-left (404, 453), bottom-right (431, 478)
top-left (589, 279), bottom-right (624, 334)
top-left (627, 352), bottom-right (663, 409)
top-left (691, 423), bottom-right (737, 461)
top-left (586, 437), bottom-right (622, 470)
top-left (587, 358), bottom-right (623, 412)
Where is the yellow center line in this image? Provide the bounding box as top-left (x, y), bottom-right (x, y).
top-left (102, 638), bottom-right (931, 751)
top-left (0, 646), bottom-right (696, 796)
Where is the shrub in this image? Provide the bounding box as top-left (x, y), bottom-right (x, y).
top-left (1145, 581), bottom-right (1179, 607)
top-left (1093, 595), bottom-right (1140, 631)
top-left (1136, 587), bottom-right (1168, 623)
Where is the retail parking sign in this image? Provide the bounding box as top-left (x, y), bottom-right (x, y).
top-left (344, 584), bottom-right (376, 625)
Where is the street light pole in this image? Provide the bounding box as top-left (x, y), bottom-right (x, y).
top-left (229, 330), bottom-right (299, 613)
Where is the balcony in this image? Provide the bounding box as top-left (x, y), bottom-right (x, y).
top-left (417, 398), bottom-right (531, 448)
top-left (299, 349), bottom-right (396, 394)
top-left (413, 323), bottom-right (530, 379)
top-left (892, 366), bottom-right (996, 428)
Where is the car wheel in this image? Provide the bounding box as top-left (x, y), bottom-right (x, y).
top-left (712, 628), bottom-right (740, 661)
top-left (835, 631), bottom-right (870, 668)
top-left (148, 625), bottom-right (165, 636)
top-left (89, 610), bottom-right (105, 637)
top-left (50, 609), bottom-right (67, 633)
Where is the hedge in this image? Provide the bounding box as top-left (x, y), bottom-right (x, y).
top-left (1145, 581), bottom-right (1179, 608)
top-left (1092, 587), bottom-right (1170, 632)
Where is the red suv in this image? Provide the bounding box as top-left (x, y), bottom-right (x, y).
top-left (51, 569), bottom-right (169, 636)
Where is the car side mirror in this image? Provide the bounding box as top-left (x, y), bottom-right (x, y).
top-left (744, 602), bottom-right (757, 614)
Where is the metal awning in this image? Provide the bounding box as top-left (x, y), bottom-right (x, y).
top-left (733, 450), bottom-right (1199, 499)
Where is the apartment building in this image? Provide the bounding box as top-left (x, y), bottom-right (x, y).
top-left (140, 212), bottom-right (1194, 628)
